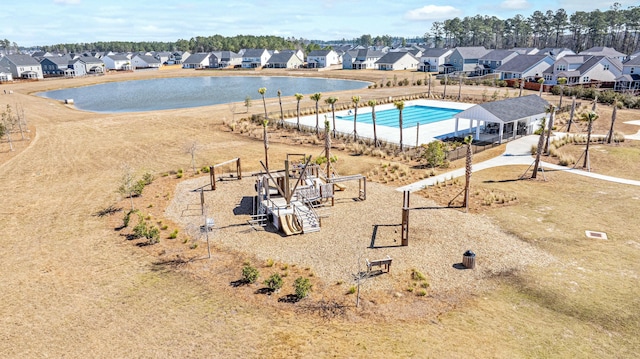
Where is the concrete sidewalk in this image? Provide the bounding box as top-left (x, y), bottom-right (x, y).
top-left (397, 134), bottom-right (640, 192)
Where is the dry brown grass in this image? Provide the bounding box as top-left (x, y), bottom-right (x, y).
top-left (1, 68), bottom-right (639, 357)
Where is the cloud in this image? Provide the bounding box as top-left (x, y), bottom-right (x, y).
top-left (499, 0), bottom-right (530, 10)
top-left (404, 5), bottom-right (461, 21)
top-left (53, 0), bottom-right (81, 4)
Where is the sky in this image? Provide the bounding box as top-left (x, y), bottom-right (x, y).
top-left (2, 0), bottom-right (637, 47)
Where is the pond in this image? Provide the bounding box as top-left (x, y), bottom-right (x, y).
top-left (38, 76), bottom-right (369, 113)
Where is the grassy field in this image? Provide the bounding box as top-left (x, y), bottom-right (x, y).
top-left (0, 68), bottom-right (639, 358)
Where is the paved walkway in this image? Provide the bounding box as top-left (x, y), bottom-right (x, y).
top-left (624, 120), bottom-right (640, 141)
top-left (397, 134), bottom-right (640, 192)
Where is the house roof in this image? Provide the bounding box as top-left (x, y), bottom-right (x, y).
top-left (106, 54), bottom-right (129, 61)
top-left (0, 66), bottom-right (11, 74)
top-left (79, 56), bottom-right (104, 64)
top-left (183, 53), bottom-right (210, 64)
top-left (456, 95), bottom-right (550, 124)
top-left (243, 48), bottom-right (268, 57)
top-left (134, 55), bottom-right (160, 64)
top-left (579, 46), bottom-right (626, 58)
top-left (41, 55), bottom-right (72, 66)
top-left (623, 56), bottom-right (640, 66)
top-left (267, 51), bottom-right (301, 63)
top-left (494, 55), bottom-right (551, 73)
top-left (512, 47), bottom-right (539, 55)
top-left (480, 50), bottom-right (516, 61)
top-left (356, 49), bottom-right (384, 59)
top-left (615, 74), bottom-right (640, 82)
top-left (375, 51), bottom-right (418, 64)
top-left (3, 54), bottom-right (41, 66)
top-left (573, 55), bottom-right (622, 75)
top-left (453, 46), bottom-right (489, 59)
top-left (211, 50), bottom-right (239, 61)
top-left (421, 48), bottom-right (451, 57)
top-left (308, 49), bottom-right (334, 57)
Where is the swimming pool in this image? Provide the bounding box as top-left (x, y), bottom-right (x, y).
top-left (336, 105), bottom-right (462, 128)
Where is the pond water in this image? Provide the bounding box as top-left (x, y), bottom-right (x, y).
top-left (38, 76), bottom-right (369, 113)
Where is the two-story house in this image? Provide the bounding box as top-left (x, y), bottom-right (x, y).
top-left (543, 55), bottom-right (623, 85)
top-left (418, 48), bottom-right (453, 73)
top-left (182, 53), bottom-right (211, 69)
top-left (375, 52), bottom-right (420, 71)
top-left (103, 54), bottom-right (132, 71)
top-left (348, 49), bottom-right (385, 70)
top-left (132, 54), bottom-right (161, 69)
top-left (306, 50), bottom-right (339, 68)
top-left (40, 55), bottom-right (74, 76)
top-left (0, 54), bottom-right (44, 79)
top-left (495, 54), bottom-right (555, 80)
top-left (447, 46), bottom-right (491, 73)
top-left (265, 51), bottom-right (303, 69)
top-left (474, 50), bottom-right (518, 76)
top-left (615, 56), bottom-right (640, 91)
top-left (579, 47), bottom-right (626, 63)
top-left (241, 49), bottom-right (271, 69)
top-left (210, 51), bottom-right (241, 68)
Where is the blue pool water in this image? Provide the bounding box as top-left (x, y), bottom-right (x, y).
top-left (336, 105), bottom-right (462, 128)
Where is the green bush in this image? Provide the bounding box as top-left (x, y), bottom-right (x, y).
top-left (422, 140), bottom-right (446, 168)
top-left (347, 285), bottom-right (356, 294)
top-left (168, 229), bottom-right (178, 239)
top-left (264, 273), bottom-right (283, 291)
top-left (293, 277), bottom-right (312, 299)
top-left (201, 166), bottom-right (210, 173)
top-left (242, 264), bottom-right (259, 284)
top-left (411, 269), bottom-right (427, 281)
top-left (141, 172), bottom-right (154, 185)
top-left (122, 209), bottom-right (139, 228)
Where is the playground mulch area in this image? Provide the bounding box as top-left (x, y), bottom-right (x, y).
top-left (163, 173), bottom-right (555, 309)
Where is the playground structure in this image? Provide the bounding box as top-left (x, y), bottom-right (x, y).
top-left (253, 154), bottom-right (367, 236)
top-left (209, 158), bottom-right (242, 190)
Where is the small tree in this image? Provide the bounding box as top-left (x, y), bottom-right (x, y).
top-left (185, 141), bottom-right (200, 173)
top-left (567, 95), bottom-right (576, 132)
top-left (118, 163), bottom-right (137, 211)
top-left (293, 277), bottom-right (312, 299)
top-left (557, 77), bottom-right (567, 108)
top-left (580, 111), bottom-right (599, 171)
top-left (244, 95), bottom-right (252, 113)
top-left (325, 96), bottom-right (339, 138)
top-left (294, 93), bottom-right (304, 130)
top-left (422, 140), bottom-right (446, 167)
top-left (264, 273), bottom-right (283, 292)
top-left (543, 105), bottom-right (555, 155)
top-left (242, 263), bottom-right (260, 284)
top-left (538, 78), bottom-right (545, 97)
top-left (607, 99), bottom-right (619, 144)
top-left (531, 117), bottom-right (547, 179)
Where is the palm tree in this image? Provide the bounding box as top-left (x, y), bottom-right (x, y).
top-left (294, 93), bottom-right (303, 130)
top-left (310, 92), bottom-right (322, 136)
top-left (351, 95), bottom-right (360, 141)
top-left (324, 118), bottom-right (332, 177)
top-left (538, 78), bottom-right (545, 97)
top-left (557, 77), bottom-right (567, 108)
top-left (277, 89), bottom-right (284, 127)
top-left (367, 99), bottom-right (379, 147)
top-left (531, 117), bottom-right (547, 179)
top-left (427, 74), bottom-right (432, 98)
top-left (457, 73), bottom-right (466, 101)
top-left (394, 101), bottom-right (405, 151)
top-left (258, 87), bottom-right (267, 120)
top-left (607, 99), bottom-right (619, 144)
top-left (463, 135), bottom-right (473, 212)
top-left (518, 78), bottom-right (524, 97)
top-left (262, 119), bottom-right (269, 172)
top-left (543, 104), bottom-right (556, 155)
top-left (580, 111), bottom-right (599, 171)
top-left (324, 97), bottom-right (339, 138)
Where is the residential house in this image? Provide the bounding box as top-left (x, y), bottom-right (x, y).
top-left (341, 50), bottom-right (358, 70)
top-left (306, 49), bottom-right (339, 68)
top-left (375, 52), bottom-right (420, 71)
top-left (154, 51), bottom-right (172, 65)
top-left (0, 54), bottom-right (44, 79)
top-left (579, 47), bottom-right (626, 62)
top-left (475, 50), bottom-right (518, 76)
top-left (349, 48), bottom-right (385, 70)
top-left (182, 53), bottom-right (211, 69)
top-left (543, 55), bottom-right (623, 85)
top-left (132, 54), bottom-right (161, 69)
top-left (418, 48), bottom-right (453, 73)
top-left (615, 55), bottom-right (640, 91)
top-left (264, 51), bottom-right (303, 69)
top-left (495, 54), bottom-right (554, 80)
top-left (210, 51), bottom-right (241, 68)
top-left (448, 46), bottom-right (491, 73)
top-left (241, 48), bottom-right (271, 68)
top-left (69, 56), bottom-right (105, 76)
top-left (103, 54), bottom-right (132, 70)
top-left (538, 47), bottom-right (575, 60)
top-left (40, 55), bottom-right (73, 76)
top-left (0, 66), bottom-right (13, 82)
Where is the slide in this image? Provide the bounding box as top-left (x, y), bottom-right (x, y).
top-left (281, 214), bottom-right (302, 236)
top-left (333, 183), bottom-right (347, 191)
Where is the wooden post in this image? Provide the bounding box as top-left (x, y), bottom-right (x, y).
top-left (200, 187), bottom-right (205, 215)
top-left (416, 122), bottom-right (420, 148)
top-left (237, 157), bottom-right (242, 179)
top-left (210, 166), bottom-right (216, 190)
top-left (401, 191), bottom-right (410, 246)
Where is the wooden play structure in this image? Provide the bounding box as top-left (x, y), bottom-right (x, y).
top-left (253, 154), bottom-right (367, 236)
top-left (366, 255), bottom-right (393, 273)
top-left (210, 158), bottom-right (242, 190)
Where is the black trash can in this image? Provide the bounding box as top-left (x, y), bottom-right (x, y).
top-left (463, 250), bottom-right (476, 269)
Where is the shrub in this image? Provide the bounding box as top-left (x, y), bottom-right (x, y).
top-left (422, 140), bottom-right (446, 167)
top-left (169, 229), bottom-right (178, 239)
top-left (411, 269), bottom-right (426, 281)
top-left (201, 166), bottom-right (210, 173)
top-left (293, 277), bottom-right (312, 299)
top-left (122, 209), bottom-right (139, 228)
top-left (416, 289), bottom-right (427, 296)
top-left (265, 258), bottom-right (274, 267)
top-left (141, 172), bottom-right (154, 185)
top-left (242, 263), bottom-right (259, 284)
top-left (558, 154), bottom-right (576, 166)
top-left (264, 273), bottom-right (283, 291)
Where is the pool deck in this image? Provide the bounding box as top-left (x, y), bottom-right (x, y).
top-left (285, 99), bottom-right (476, 147)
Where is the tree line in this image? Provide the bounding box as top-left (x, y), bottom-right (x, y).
top-left (426, 3), bottom-right (640, 53)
